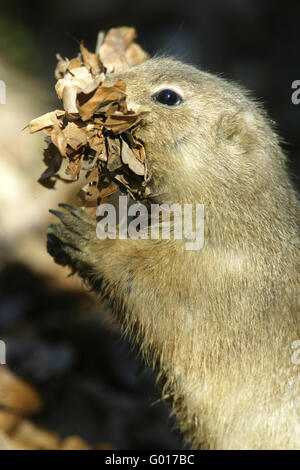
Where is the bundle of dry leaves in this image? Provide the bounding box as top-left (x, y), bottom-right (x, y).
top-left (28, 27), bottom-right (151, 207)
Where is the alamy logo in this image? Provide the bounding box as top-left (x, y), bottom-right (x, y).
top-left (96, 196), bottom-right (205, 251)
top-left (0, 340), bottom-right (6, 364)
top-left (291, 80), bottom-right (300, 105)
top-left (0, 80), bottom-right (6, 104)
top-left (291, 340), bottom-right (300, 365)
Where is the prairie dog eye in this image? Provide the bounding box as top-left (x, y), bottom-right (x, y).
top-left (152, 88), bottom-right (183, 107)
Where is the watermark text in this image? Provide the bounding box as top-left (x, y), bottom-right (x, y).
top-left (96, 196), bottom-right (205, 251)
top-left (0, 340), bottom-right (6, 364)
top-left (0, 80), bottom-right (6, 104)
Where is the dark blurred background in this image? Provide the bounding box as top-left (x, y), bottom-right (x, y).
top-left (0, 0), bottom-right (299, 450)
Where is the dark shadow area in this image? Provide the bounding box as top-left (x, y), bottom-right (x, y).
top-left (0, 262), bottom-right (183, 449)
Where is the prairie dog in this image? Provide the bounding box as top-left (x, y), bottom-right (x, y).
top-left (47, 58), bottom-right (300, 449)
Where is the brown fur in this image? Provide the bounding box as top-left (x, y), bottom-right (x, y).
top-left (47, 58), bottom-right (300, 449)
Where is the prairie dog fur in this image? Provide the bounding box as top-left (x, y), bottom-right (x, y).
top-left (47, 58), bottom-right (300, 449)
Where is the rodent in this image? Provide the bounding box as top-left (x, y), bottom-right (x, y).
top-left (47, 57), bottom-right (300, 450)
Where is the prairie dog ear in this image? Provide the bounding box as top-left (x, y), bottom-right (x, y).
top-left (216, 108), bottom-right (257, 151)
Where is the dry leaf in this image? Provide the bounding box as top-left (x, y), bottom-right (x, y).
top-left (121, 138), bottom-right (145, 176)
top-left (80, 43), bottom-right (103, 76)
top-left (39, 143), bottom-right (63, 188)
top-left (55, 66), bottom-right (97, 112)
top-left (89, 132), bottom-right (105, 158)
top-left (99, 111), bottom-right (145, 134)
top-left (54, 54), bottom-right (69, 80)
top-left (125, 42), bottom-right (149, 67)
top-left (76, 81), bottom-right (127, 121)
top-left (63, 122), bottom-right (89, 150)
top-left (106, 137), bottom-right (123, 172)
top-left (28, 110), bottom-right (65, 134)
top-left (99, 27), bottom-right (148, 73)
top-left (65, 151), bottom-right (84, 180)
top-left (28, 27), bottom-right (151, 208)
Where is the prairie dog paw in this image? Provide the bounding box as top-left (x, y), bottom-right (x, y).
top-left (47, 204), bottom-right (97, 273)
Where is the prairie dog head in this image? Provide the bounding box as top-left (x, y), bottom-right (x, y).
top-left (106, 57), bottom-right (283, 204)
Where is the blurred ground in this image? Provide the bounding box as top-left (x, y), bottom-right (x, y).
top-left (0, 263), bottom-right (183, 449)
top-left (0, 0), bottom-right (299, 450)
